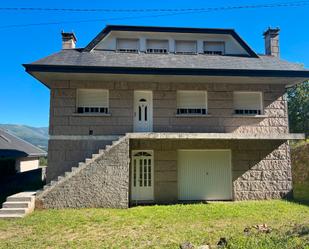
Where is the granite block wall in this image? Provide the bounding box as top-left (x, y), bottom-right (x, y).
top-left (47, 139), bottom-right (114, 182)
top-left (130, 139), bottom-right (292, 202)
top-left (49, 80), bottom-right (288, 135)
top-left (37, 137), bottom-right (130, 208)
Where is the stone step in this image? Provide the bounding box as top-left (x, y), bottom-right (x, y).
top-left (71, 167), bottom-right (78, 172)
top-left (0, 213), bottom-right (25, 218)
top-left (99, 149), bottom-right (105, 154)
top-left (3, 202), bottom-right (29, 209)
top-left (50, 180), bottom-right (57, 186)
top-left (43, 184), bottom-right (50, 190)
top-left (85, 158), bottom-right (92, 163)
top-left (7, 196), bottom-right (33, 202)
top-left (0, 208), bottom-right (27, 215)
top-left (65, 172), bottom-right (71, 177)
top-left (92, 154), bottom-right (99, 158)
top-left (105, 145), bottom-right (112, 150)
top-left (58, 176), bottom-right (64, 181)
top-left (78, 162), bottom-right (85, 167)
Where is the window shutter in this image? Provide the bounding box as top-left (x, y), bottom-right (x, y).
top-left (77, 89), bottom-right (108, 107)
top-left (117, 39), bottom-right (139, 50)
top-left (175, 40), bottom-right (197, 53)
top-left (146, 40), bottom-right (169, 50)
top-left (177, 91), bottom-right (207, 108)
top-left (233, 92), bottom-right (262, 110)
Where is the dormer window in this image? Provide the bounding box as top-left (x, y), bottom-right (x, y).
top-left (204, 41), bottom-right (225, 55)
top-left (116, 38), bottom-right (139, 53)
top-left (175, 40), bottom-right (197, 54)
top-left (146, 39), bottom-right (168, 54)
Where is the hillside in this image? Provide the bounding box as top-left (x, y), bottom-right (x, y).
top-left (291, 140), bottom-right (309, 201)
top-left (0, 124), bottom-right (48, 151)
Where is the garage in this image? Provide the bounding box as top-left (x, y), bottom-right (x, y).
top-left (178, 150), bottom-right (232, 201)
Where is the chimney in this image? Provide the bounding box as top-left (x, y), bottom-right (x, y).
top-left (263, 27), bottom-right (280, 57)
top-left (61, 31), bottom-right (77, 49)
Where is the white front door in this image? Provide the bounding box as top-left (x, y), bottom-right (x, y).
top-left (131, 151), bottom-right (154, 201)
top-left (133, 91), bottom-right (153, 132)
top-left (178, 150), bottom-right (232, 201)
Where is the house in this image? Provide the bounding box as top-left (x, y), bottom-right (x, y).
top-left (23, 25), bottom-right (308, 209)
top-left (0, 128), bottom-right (47, 174)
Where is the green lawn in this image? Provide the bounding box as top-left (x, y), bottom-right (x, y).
top-left (0, 200), bottom-right (309, 249)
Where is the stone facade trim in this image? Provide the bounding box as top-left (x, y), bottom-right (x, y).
top-left (50, 135), bottom-right (121, 140)
top-left (127, 132), bottom-right (305, 140)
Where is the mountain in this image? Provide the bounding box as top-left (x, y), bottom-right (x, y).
top-left (0, 124), bottom-right (48, 151)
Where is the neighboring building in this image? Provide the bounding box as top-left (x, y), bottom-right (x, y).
top-left (0, 128), bottom-right (47, 173)
top-left (23, 25), bottom-right (308, 209)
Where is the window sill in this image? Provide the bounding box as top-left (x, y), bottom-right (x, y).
top-left (232, 114), bottom-right (267, 118)
top-left (175, 114), bottom-right (212, 118)
top-left (72, 113), bottom-right (112, 117)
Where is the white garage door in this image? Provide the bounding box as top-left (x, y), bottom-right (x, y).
top-left (178, 150), bottom-right (232, 201)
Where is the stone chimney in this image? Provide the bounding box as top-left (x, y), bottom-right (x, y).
top-left (263, 27), bottom-right (280, 57)
top-left (61, 31), bottom-right (77, 49)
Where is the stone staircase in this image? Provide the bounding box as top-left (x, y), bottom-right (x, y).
top-left (36, 135), bottom-right (129, 208)
top-left (0, 192), bottom-right (36, 218)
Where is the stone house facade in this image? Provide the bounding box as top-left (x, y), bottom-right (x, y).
top-left (24, 25), bottom-right (307, 208)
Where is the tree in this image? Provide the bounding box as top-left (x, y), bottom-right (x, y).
top-left (287, 81), bottom-right (309, 137)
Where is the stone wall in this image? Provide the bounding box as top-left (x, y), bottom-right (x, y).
top-left (130, 139), bottom-right (292, 202)
top-left (37, 137), bottom-right (130, 208)
top-left (49, 81), bottom-right (288, 135)
top-left (47, 139), bottom-right (114, 182)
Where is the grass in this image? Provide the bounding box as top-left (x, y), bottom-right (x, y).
top-left (294, 183), bottom-right (309, 202)
top-left (0, 200), bottom-right (309, 249)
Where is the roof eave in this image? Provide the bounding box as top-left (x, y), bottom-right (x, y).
top-left (23, 64), bottom-right (309, 78)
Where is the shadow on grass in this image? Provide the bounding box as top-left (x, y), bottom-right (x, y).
top-left (288, 198), bottom-right (309, 207)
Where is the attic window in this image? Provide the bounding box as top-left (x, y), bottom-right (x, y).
top-left (116, 39), bottom-right (139, 53)
top-left (233, 92), bottom-right (263, 115)
top-left (204, 41), bottom-right (225, 55)
top-left (175, 40), bottom-right (197, 54)
top-left (77, 89), bottom-right (109, 114)
top-left (146, 39), bottom-right (168, 54)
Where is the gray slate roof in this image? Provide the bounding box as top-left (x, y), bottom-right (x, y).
top-left (0, 128), bottom-right (47, 158)
top-left (30, 49), bottom-right (305, 71)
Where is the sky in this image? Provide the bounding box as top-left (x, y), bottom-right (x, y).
top-left (0, 0), bottom-right (308, 127)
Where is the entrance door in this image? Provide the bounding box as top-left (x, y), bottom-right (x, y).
top-left (133, 91), bottom-right (153, 132)
top-left (131, 151), bottom-right (154, 201)
top-left (178, 150), bottom-right (232, 201)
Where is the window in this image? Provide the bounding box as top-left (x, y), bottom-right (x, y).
top-left (77, 89), bottom-right (109, 114)
top-left (146, 39), bottom-right (168, 54)
top-left (116, 38), bottom-right (139, 53)
top-left (177, 91), bottom-right (207, 115)
top-left (204, 41), bottom-right (225, 55)
top-left (175, 40), bottom-right (197, 54)
top-left (233, 92), bottom-right (263, 115)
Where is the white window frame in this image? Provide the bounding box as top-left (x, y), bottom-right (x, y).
top-left (146, 39), bottom-right (169, 54)
top-left (76, 89), bottom-right (109, 114)
top-left (116, 38), bottom-right (139, 53)
top-left (203, 41), bottom-right (225, 55)
top-left (233, 91), bottom-right (263, 115)
top-left (175, 40), bottom-right (197, 54)
top-left (176, 90), bottom-right (208, 116)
